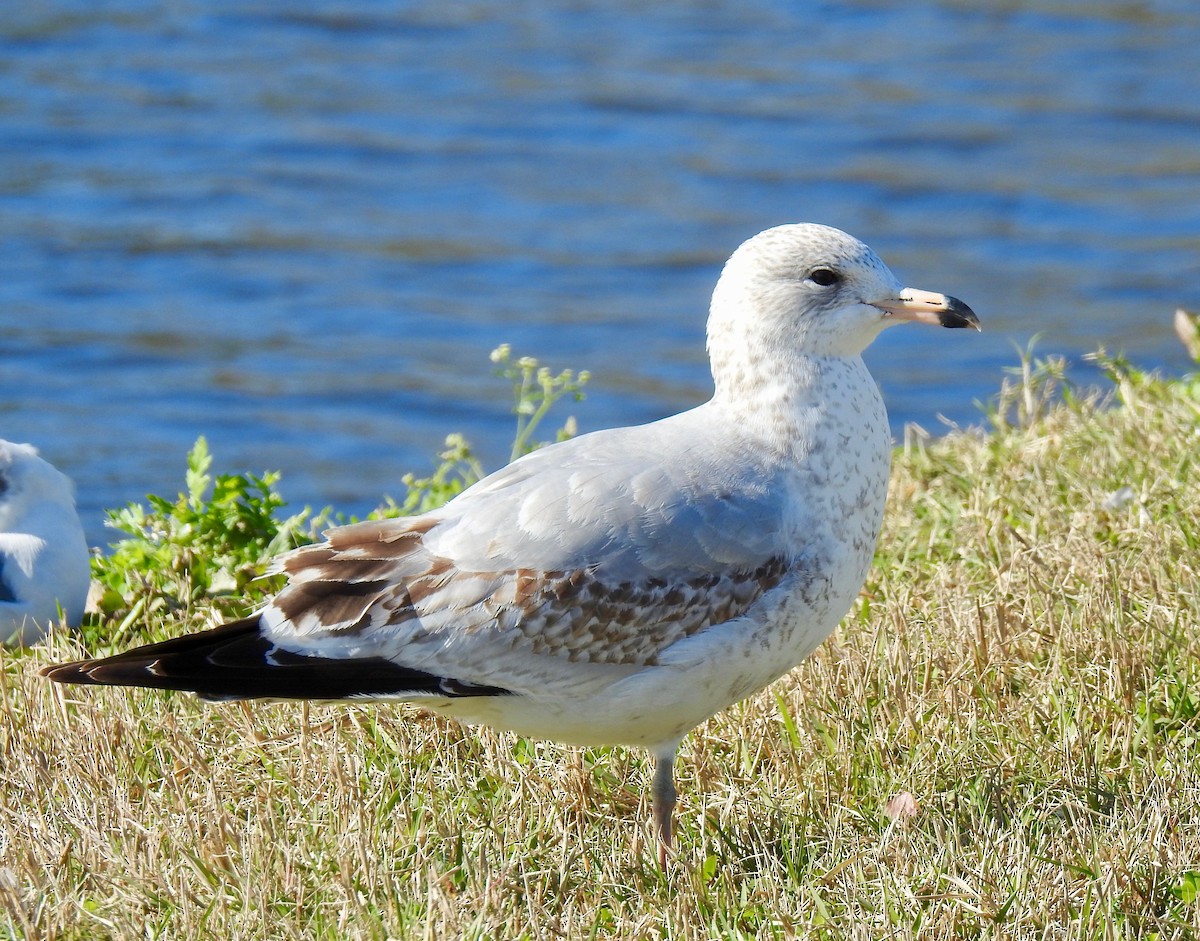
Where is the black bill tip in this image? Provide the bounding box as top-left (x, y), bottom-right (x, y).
top-left (938, 295), bottom-right (981, 331)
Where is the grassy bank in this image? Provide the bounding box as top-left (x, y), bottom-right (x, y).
top-left (2, 350), bottom-right (1199, 939)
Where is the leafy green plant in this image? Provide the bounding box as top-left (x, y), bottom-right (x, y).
top-left (89, 437), bottom-right (321, 627)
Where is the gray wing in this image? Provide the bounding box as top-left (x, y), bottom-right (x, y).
top-left (260, 407), bottom-right (792, 692)
top-left (426, 411), bottom-right (785, 576)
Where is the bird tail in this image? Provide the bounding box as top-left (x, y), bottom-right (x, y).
top-left (41, 615), bottom-right (511, 703)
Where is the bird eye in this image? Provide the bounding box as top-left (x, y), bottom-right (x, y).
top-left (808, 268), bottom-right (841, 287)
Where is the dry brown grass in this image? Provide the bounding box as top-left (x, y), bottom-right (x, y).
top-left (3, 359), bottom-right (1200, 939)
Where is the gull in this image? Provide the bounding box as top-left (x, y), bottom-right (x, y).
top-left (0, 441), bottom-right (91, 646)
top-left (44, 224), bottom-right (979, 861)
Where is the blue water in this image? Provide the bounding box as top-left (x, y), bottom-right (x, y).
top-left (2, 1), bottom-right (1198, 544)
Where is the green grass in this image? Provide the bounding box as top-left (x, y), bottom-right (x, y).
top-left (2, 347), bottom-right (1200, 939)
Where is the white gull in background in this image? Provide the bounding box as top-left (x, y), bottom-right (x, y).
top-left (45, 224), bottom-right (979, 860)
top-left (0, 441), bottom-right (90, 646)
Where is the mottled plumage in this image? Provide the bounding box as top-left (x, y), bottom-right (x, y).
top-left (45, 224), bottom-right (979, 860)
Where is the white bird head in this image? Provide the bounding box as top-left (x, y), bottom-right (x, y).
top-left (0, 441), bottom-right (81, 533)
top-left (707, 224), bottom-right (979, 377)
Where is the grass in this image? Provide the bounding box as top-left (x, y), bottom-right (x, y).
top-left (3, 347), bottom-right (1200, 939)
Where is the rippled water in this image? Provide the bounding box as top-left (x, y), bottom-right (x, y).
top-left (2, 1), bottom-right (1198, 543)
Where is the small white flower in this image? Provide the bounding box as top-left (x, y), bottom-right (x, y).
top-left (489, 344), bottom-right (510, 364)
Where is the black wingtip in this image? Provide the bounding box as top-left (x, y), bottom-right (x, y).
top-left (41, 659), bottom-right (103, 684)
top-left (41, 617), bottom-right (266, 691)
top-left (39, 615), bottom-right (513, 702)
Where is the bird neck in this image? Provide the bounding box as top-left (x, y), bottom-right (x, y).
top-left (708, 309), bottom-right (861, 398)
top-left (708, 344), bottom-right (876, 453)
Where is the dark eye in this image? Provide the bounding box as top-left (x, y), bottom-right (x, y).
top-left (808, 267), bottom-right (841, 287)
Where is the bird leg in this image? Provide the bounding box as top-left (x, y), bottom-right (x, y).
top-left (651, 748), bottom-right (677, 867)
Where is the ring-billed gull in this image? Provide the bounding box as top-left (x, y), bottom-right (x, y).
top-left (44, 224), bottom-right (979, 861)
top-left (0, 441), bottom-right (90, 646)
